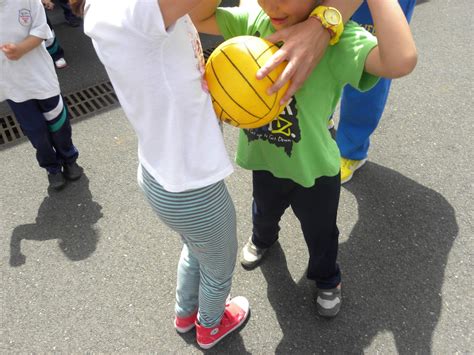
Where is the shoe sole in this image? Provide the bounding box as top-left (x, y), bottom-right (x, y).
top-left (197, 309), bottom-right (250, 349)
top-left (240, 248), bottom-right (267, 270)
top-left (341, 158), bottom-right (367, 184)
top-left (317, 307), bottom-right (340, 318)
top-left (64, 174), bottom-right (82, 181)
top-left (174, 322), bottom-right (195, 334)
top-left (50, 183), bottom-right (66, 191)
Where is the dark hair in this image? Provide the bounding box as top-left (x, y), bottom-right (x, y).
top-left (69, 0), bottom-right (85, 17)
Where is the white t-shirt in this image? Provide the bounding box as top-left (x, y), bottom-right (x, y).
top-left (84, 0), bottom-right (233, 192)
top-left (0, 0), bottom-right (59, 102)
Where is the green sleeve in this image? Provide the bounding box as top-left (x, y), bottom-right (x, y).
top-left (328, 21), bottom-right (379, 92)
top-left (215, 7), bottom-right (250, 40)
top-left (215, 7), bottom-right (273, 40)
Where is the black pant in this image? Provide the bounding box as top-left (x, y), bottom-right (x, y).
top-left (7, 96), bottom-right (78, 174)
top-left (45, 16), bottom-right (65, 61)
top-left (251, 170), bottom-right (341, 289)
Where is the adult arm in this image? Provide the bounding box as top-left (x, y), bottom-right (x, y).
top-left (255, 0), bottom-right (363, 102)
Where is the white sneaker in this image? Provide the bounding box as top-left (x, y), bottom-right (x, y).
top-left (54, 57), bottom-right (67, 69)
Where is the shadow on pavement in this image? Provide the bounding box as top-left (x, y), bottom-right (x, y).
top-left (9, 174), bottom-right (103, 266)
top-left (259, 162), bottom-right (458, 353)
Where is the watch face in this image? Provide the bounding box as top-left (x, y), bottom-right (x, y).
top-left (324, 9), bottom-right (341, 26)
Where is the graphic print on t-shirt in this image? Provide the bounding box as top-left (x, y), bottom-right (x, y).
top-left (244, 97), bottom-right (301, 157)
top-left (18, 9), bottom-right (32, 26)
top-left (184, 17), bottom-right (207, 92)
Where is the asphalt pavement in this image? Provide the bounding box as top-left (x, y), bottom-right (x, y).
top-left (1, 0), bottom-right (473, 353)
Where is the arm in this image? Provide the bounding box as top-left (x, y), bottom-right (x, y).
top-left (255, 0), bottom-right (363, 102)
top-left (159, 0), bottom-right (216, 29)
top-left (188, 0), bottom-right (222, 35)
top-left (1, 35), bottom-right (43, 61)
top-left (364, 0), bottom-right (417, 78)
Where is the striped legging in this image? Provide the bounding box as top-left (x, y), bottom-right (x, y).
top-left (138, 166), bottom-right (237, 327)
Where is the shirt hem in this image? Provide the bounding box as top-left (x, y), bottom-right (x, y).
top-left (235, 158), bottom-right (339, 188)
top-left (139, 159), bottom-right (234, 193)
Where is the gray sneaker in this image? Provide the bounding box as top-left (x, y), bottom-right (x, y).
top-left (240, 237), bottom-right (267, 270)
top-left (316, 283), bottom-right (342, 318)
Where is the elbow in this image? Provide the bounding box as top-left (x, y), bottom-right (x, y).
top-left (389, 50), bottom-right (418, 78)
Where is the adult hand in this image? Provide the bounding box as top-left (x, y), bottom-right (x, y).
top-left (259, 18), bottom-right (330, 104)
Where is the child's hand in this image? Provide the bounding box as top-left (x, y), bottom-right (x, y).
top-left (42, 0), bottom-right (55, 10)
top-left (1, 43), bottom-right (25, 61)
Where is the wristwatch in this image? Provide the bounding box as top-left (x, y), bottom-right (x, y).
top-left (309, 6), bottom-right (344, 46)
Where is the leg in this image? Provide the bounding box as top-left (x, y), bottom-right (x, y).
top-left (337, 78), bottom-right (392, 160)
top-left (138, 166), bottom-right (237, 327)
top-left (7, 99), bottom-right (62, 173)
top-left (251, 170), bottom-right (291, 248)
top-left (37, 95), bottom-right (79, 166)
top-left (175, 243), bottom-right (200, 317)
top-left (290, 174), bottom-right (341, 289)
top-left (45, 15), bottom-right (66, 65)
top-left (337, 0), bottom-right (416, 160)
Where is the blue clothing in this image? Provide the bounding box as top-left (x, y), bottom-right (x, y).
top-left (138, 166), bottom-right (237, 328)
top-left (45, 15), bottom-right (65, 62)
top-left (336, 0), bottom-right (416, 160)
top-left (7, 95), bottom-right (78, 174)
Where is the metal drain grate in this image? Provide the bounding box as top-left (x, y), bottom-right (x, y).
top-left (0, 81), bottom-right (118, 146)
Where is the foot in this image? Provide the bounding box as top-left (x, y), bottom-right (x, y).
top-left (63, 162), bottom-right (83, 181)
top-left (340, 157), bottom-right (367, 184)
top-left (175, 311), bottom-right (198, 333)
top-left (54, 57), bottom-right (67, 69)
top-left (48, 171), bottom-right (66, 190)
top-left (196, 296), bottom-right (249, 349)
top-left (316, 283), bottom-right (342, 318)
top-left (240, 237), bottom-right (268, 270)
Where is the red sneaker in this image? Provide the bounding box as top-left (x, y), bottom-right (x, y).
top-left (174, 311), bottom-right (197, 333)
top-left (196, 296), bottom-right (250, 349)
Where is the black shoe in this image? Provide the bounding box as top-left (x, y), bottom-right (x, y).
top-left (63, 162), bottom-right (83, 181)
top-left (48, 172), bottom-right (66, 190)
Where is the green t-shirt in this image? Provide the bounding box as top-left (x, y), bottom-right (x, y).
top-left (216, 7), bottom-right (379, 187)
